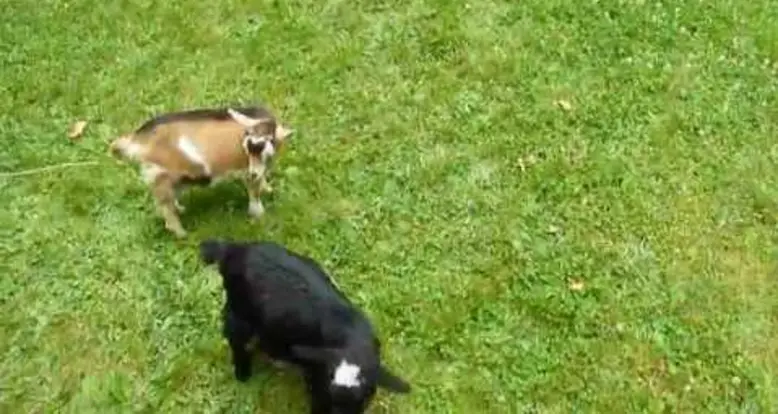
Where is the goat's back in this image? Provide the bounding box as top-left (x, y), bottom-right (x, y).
top-left (129, 106), bottom-right (277, 176)
top-left (134, 106), bottom-right (275, 136)
top-left (233, 242), bottom-right (358, 342)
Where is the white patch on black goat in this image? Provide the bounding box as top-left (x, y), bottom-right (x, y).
top-left (177, 135), bottom-right (211, 175)
top-left (332, 360), bottom-right (362, 388)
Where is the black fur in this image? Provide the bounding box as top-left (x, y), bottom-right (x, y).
top-left (199, 240), bottom-right (226, 265)
top-left (199, 239), bottom-right (411, 414)
top-left (135, 105), bottom-right (275, 134)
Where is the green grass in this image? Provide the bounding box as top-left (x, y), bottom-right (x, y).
top-left (1, 0), bottom-right (777, 412)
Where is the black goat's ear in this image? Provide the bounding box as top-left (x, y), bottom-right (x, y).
top-left (200, 239), bottom-right (226, 265)
top-left (291, 345), bottom-right (335, 364)
top-left (377, 365), bottom-right (411, 393)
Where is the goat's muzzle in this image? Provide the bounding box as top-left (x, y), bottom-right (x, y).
top-left (245, 139), bottom-right (265, 156)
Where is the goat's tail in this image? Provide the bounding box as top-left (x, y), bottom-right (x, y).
top-left (200, 239), bottom-right (227, 265)
top-left (108, 134), bottom-right (144, 161)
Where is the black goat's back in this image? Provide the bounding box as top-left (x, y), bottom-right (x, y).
top-left (222, 241), bottom-right (359, 348)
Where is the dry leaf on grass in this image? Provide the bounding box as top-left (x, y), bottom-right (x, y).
top-left (568, 279), bottom-right (585, 291)
top-left (68, 120), bottom-right (88, 140)
top-left (554, 99), bottom-right (573, 111)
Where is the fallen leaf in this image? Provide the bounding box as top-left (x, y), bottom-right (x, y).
top-left (568, 279), bottom-right (585, 291)
top-left (68, 120), bottom-right (88, 140)
top-left (554, 99), bottom-right (573, 111)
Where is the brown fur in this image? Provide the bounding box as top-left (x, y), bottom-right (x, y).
top-left (109, 105), bottom-right (294, 237)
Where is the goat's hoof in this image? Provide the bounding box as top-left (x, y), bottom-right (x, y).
top-left (167, 226), bottom-right (188, 238)
top-left (234, 367), bottom-right (252, 382)
top-left (248, 203), bottom-right (265, 219)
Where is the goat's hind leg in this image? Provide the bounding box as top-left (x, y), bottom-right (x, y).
top-left (151, 176), bottom-right (187, 237)
top-left (305, 374), bottom-right (331, 414)
top-left (256, 341), bottom-right (297, 371)
top-left (223, 309), bottom-right (254, 381)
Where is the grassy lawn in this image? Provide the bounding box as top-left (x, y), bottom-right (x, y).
top-left (1, 0), bottom-right (777, 412)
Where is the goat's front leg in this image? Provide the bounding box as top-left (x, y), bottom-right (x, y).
top-left (244, 173), bottom-right (265, 219)
top-left (151, 176), bottom-right (187, 237)
top-left (223, 310), bottom-right (254, 382)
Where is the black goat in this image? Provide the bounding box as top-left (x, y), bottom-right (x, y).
top-left (200, 239), bottom-right (411, 414)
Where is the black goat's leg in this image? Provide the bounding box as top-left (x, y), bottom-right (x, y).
top-left (223, 310), bottom-right (254, 381)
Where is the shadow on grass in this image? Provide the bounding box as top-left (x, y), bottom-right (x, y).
top-left (179, 181), bottom-right (251, 218)
top-left (170, 339), bottom-right (311, 413)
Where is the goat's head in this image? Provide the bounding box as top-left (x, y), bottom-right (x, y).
top-left (228, 108), bottom-right (294, 164)
top-left (291, 344), bottom-right (411, 413)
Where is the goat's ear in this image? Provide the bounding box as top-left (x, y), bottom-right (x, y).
top-left (377, 365), bottom-right (411, 394)
top-left (275, 124), bottom-right (294, 141)
top-left (227, 108), bottom-right (263, 128)
top-left (291, 345), bottom-right (335, 363)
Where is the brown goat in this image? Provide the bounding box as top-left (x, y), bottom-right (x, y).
top-left (109, 105), bottom-right (294, 237)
